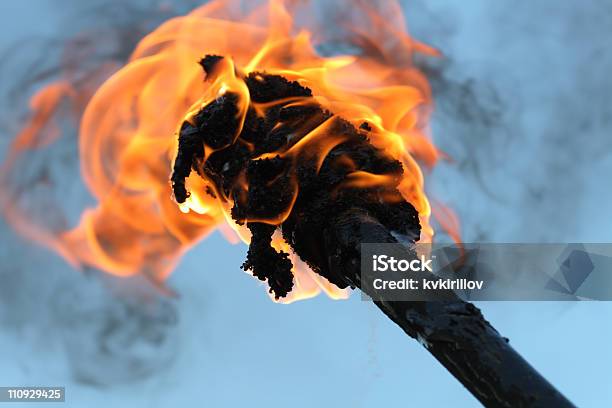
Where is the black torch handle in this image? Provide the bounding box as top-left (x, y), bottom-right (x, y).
top-left (317, 208), bottom-right (575, 408)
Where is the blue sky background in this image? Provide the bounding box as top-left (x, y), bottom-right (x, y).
top-left (0, 1), bottom-right (611, 407)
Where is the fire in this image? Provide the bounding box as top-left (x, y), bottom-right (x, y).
top-left (0, 0), bottom-right (453, 302)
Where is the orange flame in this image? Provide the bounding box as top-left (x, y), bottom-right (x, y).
top-left (0, 0), bottom-right (455, 303)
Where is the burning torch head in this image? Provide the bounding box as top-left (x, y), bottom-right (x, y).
top-left (171, 55), bottom-right (421, 299)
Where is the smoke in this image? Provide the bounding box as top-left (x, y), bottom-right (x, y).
top-left (0, 0), bottom-right (196, 386)
top-left (1, 0), bottom-right (611, 404)
top-left (403, 0), bottom-right (612, 242)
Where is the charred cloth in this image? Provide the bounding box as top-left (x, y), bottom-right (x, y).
top-left (171, 55), bottom-right (420, 299)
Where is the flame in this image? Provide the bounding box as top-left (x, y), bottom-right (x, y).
top-left (0, 0), bottom-right (456, 303)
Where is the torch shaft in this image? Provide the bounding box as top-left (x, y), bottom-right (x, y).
top-left (315, 208), bottom-right (575, 408)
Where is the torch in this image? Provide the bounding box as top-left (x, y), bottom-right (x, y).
top-left (170, 55), bottom-right (575, 408)
top-left (0, 0), bottom-right (581, 405)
